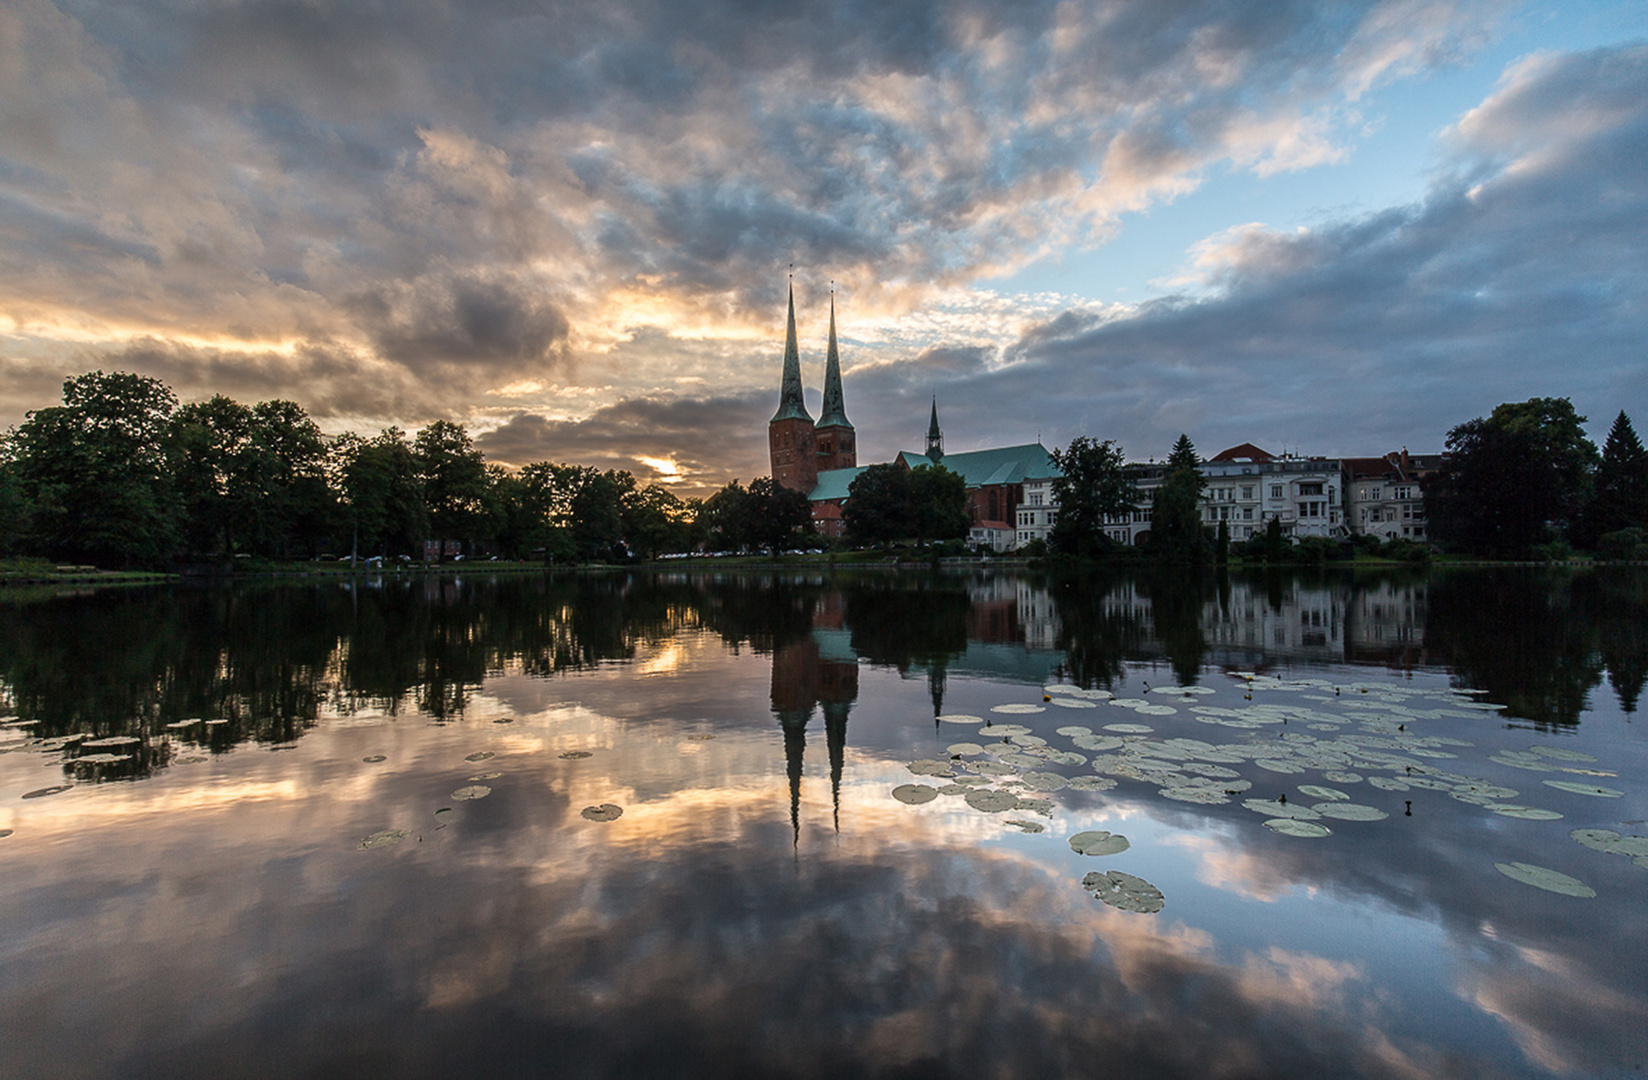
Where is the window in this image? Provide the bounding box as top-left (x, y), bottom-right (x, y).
top-left (1395, 486), bottom-right (1411, 500)
top-left (1243, 508), bottom-right (1253, 521)
top-left (1271, 485), bottom-right (1283, 499)
top-left (1241, 486), bottom-right (1254, 500)
top-left (1300, 482), bottom-right (1323, 496)
top-left (1029, 493), bottom-right (1042, 506)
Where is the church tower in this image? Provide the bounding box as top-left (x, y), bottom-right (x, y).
top-left (925, 396), bottom-right (944, 462)
top-left (813, 293), bottom-right (856, 473)
top-left (769, 285), bottom-right (818, 493)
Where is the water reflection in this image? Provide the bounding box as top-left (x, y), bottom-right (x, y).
top-left (2, 568), bottom-right (1647, 1079)
top-left (1, 567), bottom-right (1643, 776)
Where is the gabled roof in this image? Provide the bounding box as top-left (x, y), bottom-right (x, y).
top-left (1210, 442), bottom-right (1274, 463)
top-left (1342, 456), bottom-right (1400, 481)
top-left (808, 466), bottom-right (868, 502)
top-left (895, 443), bottom-right (1058, 486)
top-left (807, 443), bottom-right (1058, 502)
top-left (816, 295), bottom-right (852, 431)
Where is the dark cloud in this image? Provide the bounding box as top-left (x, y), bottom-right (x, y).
top-left (904, 44), bottom-right (1648, 461)
top-left (348, 268), bottom-right (571, 378)
top-left (475, 394), bottom-right (771, 491)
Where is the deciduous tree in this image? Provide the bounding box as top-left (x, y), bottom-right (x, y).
top-left (1048, 437), bottom-right (1135, 559)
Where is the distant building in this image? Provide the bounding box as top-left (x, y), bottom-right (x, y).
top-left (1342, 450), bottom-right (1445, 542)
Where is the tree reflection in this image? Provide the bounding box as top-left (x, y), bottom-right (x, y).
top-left (2, 567), bottom-right (1644, 784)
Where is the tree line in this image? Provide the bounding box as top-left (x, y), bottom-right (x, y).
top-left (0, 372), bottom-right (823, 567)
top-left (1043, 398), bottom-right (1648, 563)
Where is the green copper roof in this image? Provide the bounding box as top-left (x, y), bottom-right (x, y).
top-left (770, 285), bottom-right (813, 424)
top-left (816, 295), bottom-right (851, 431)
top-left (895, 443), bottom-right (1058, 487)
top-left (808, 466), bottom-right (867, 502)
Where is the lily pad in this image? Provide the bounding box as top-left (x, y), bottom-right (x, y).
top-left (464, 751), bottom-right (495, 762)
top-left (1019, 771), bottom-right (1068, 792)
top-left (1367, 777), bottom-right (1410, 791)
top-left (558, 750), bottom-right (593, 760)
top-left (992, 704), bottom-right (1045, 714)
top-left (468, 772), bottom-right (502, 781)
top-left (1485, 804), bottom-right (1563, 820)
top-left (1312, 802), bottom-right (1388, 821)
top-left (1056, 726), bottom-right (1093, 737)
top-left (362, 755), bottom-right (386, 763)
top-left (433, 807), bottom-right (456, 822)
top-left (1494, 861), bottom-right (1595, 898)
top-left (938, 714), bottom-right (984, 724)
top-left (359, 829), bottom-right (408, 850)
top-left (0, 829), bottom-right (11, 839)
top-left (1068, 830), bottom-right (1130, 856)
top-left (1083, 869), bottom-right (1165, 914)
top-left (1067, 776), bottom-right (1118, 792)
top-left (1004, 819), bottom-right (1046, 834)
top-left (964, 789), bottom-right (1018, 812)
top-left (1242, 798), bottom-right (1321, 820)
top-left (1264, 818), bottom-right (1332, 838)
top-left (908, 759), bottom-right (957, 777)
top-left (1543, 780), bottom-right (1624, 798)
top-left (1160, 786), bottom-right (1228, 804)
top-left (946, 743), bottom-right (985, 756)
top-left (966, 760), bottom-right (1017, 777)
top-left (1298, 785), bottom-right (1349, 801)
top-left (1103, 723), bottom-right (1154, 734)
top-left (451, 785), bottom-right (491, 801)
top-left (892, 784), bottom-right (939, 805)
top-left (1014, 797), bottom-right (1055, 817)
top-left (1571, 828), bottom-right (1648, 857)
top-left (581, 803), bottom-right (624, 822)
top-left (1530, 746), bottom-right (1597, 763)
top-left (1049, 698), bottom-right (1099, 709)
top-left (987, 724), bottom-right (1034, 737)
top-left (1255, 758), bottom-right (1305, 774)
top-left (935, 784), bottom-right (972, 797)
top-left (20, 785), bottom-right (73, 799)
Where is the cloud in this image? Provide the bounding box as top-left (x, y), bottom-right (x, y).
top-left (0, 0), bottom-right (1529, 440)
top-left (936, 42), bottom-right (1648, 461)
top-left (475, 395), bottom-right (771, 492)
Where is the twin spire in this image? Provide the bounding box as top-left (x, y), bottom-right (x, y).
top-left (770, 284), bottom-right (850, 429)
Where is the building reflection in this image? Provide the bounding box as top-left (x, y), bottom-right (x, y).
top-left (770, 591), bottom-right (857, 839)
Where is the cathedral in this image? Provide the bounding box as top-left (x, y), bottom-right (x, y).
top-left (768, 288), bottom-right (1057, 546)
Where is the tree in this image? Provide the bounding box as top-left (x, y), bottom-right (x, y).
top-left (334, 428), bottom-right (426, 559)
top-left (844, 463), bottom-right (913, 547)
top-left (748, 477), bottom-right (816, 555)
top-left (247, 399), bottom-right (333, 558)
top-left (700, 480), bottom-right (754, 553)
top-left (414, 421), bottom-right (490, 551)
top-left (908, 464), bottom-right (969, 546)
top-left (13, 371), bottom-right (179, 566)
top-left (1581, 411), bottom-right (1648, 547)
top-left (1149, 434), bottom-right (1208, 565)
top-left (1048, 437), bottom-right (1136, 559)
top-left (169, 395), bottom-right (256, 557)
top-left (622, 483), bottom-right (692, 561)
top-left (1428, 398), bottom-right (1599, 557)
top-left (569, 469), bottom-right (633, 562)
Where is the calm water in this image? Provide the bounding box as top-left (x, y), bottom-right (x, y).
top-left (1, 567), bottom-right (1644, 1079)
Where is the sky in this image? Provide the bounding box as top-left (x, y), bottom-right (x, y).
top-left (2, 0), bottom-right (1645, 495)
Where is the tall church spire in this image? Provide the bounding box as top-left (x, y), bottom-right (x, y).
top-left (770, 284), bottom-right (812, 424)
top-left (926, 396), bottom-right (944, 462)
top-left (817, 293), bottom-right (849, 429)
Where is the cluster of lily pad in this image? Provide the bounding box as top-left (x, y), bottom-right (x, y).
top-left (889, 673), bottom-right (1639, 905)
top-left (358, 748), bottom-right (503, 850)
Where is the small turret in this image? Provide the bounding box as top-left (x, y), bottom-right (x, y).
top-left (926, 397), bottom-right (944, 462)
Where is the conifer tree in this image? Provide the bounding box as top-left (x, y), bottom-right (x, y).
top-left (1583, 410), bottom-right (1648, 546)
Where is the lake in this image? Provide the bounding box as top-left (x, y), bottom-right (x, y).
top-left (1, 566), bottom-right (1644, 1079)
